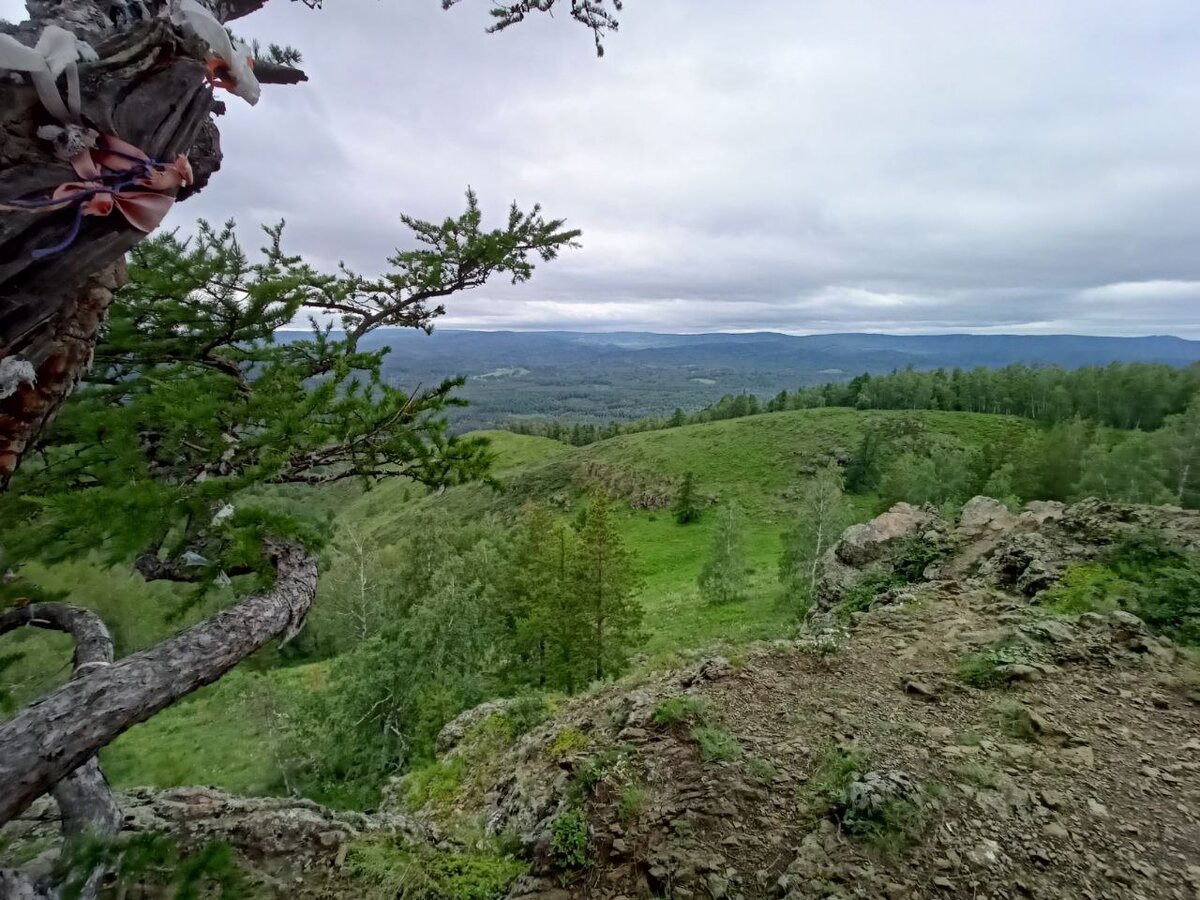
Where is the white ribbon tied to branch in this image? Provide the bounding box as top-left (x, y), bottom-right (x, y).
top-left (0, 26), bottom-right (97, 124)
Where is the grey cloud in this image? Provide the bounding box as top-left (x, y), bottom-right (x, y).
top-left (7, 0), bottom-right (1200, 335)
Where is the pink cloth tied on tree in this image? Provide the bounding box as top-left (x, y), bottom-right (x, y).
top-left (0, 133), bottom-right (192, 256)
top-left (53, 134), bottom-right (192, 231)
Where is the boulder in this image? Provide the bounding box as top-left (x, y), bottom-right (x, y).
top-left (839, 769), bottom-right (924, 824)
top-left (979, 532), bottom-right (1063, 595)
top-left (835, 503), bottom-right (941, 568)
top-left (1021, 500), bottom-right (1066, 527)
top-left (957, 496), bottom-right (1017, 541)
top-left (816, 503), bottom-right (946, 608)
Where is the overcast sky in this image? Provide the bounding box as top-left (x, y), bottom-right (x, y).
top-left (6, 0), bottom-right (1200, 335)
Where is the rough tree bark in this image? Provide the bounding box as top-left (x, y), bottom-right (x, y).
top-left (0, 602), bottom-right (121, 898)
top-left (0, 541), bottom-right (317, 829)
top-left (0, 0), bottom-right (307, 487)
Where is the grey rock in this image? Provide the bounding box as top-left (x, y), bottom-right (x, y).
top-left (957, 496), bottom-right (1017, 540)
top-left (436, 698), bottom-right (520, 754)
top-left (840, 769), bottom-right (923, 823)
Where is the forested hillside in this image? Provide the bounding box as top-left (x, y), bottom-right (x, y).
top-left (351, 330), bottom-right (1200, 431)
top-left (510, 361), bottom-right (1200, 446)
top-left (8, 412), bottom-right (1200, 898)
top-left (9, 395), bottom-right (1199, 820)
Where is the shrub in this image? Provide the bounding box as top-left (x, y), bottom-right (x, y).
top-left (747, 757), bottom-right (778, 783)
top-left (839, 571), bottom-right (902, 618)
top-left (399, 757), bottom-right (467, 812)
top-left (691, 726), bottom-right (743, 762)
top-left (844, 795), bottom-right (928, 859)
top-left (957, 652), bottom-right (1003, 689)
top-left (950, 759), bottom-right (1001, 789)
top-left (1037, 534), bottom-right (1200, 646)
top-left (651, 696), bottom-right (708, 727)
top-left (803, 745), bottom-right (867, 820)
top-left (1039, 564), bottom-right (1126, 615)
top-left (890, 535), bottom-right (947, 583)
top-left (502, 694), bottom-right (554, 736)
top-left (346, 838), bottom-right (526, 900)
top-left (547, 727), bottom-right (590, 758)
top-left (617, 782), bottom-right (647, 825)
top-left (550, 809), bottom-right (590, 869)
top-left (568, 747), bottom-right (631, 801)
top-left (994, 701), bottom-right (1038, 741)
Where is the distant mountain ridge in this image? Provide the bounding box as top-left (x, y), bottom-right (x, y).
top-left (355, 329), bottom-right (1200, 369)
top-left (328, 330), bottom-right (1200, 429)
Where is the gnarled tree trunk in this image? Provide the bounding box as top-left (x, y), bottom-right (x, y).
top-left (0, 540), bottom-right (318, 829)
top-left (0, 602), bottom-right (121, 897)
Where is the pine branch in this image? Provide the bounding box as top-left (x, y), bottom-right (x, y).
top-left (443, 0), bottom-right (622, 56)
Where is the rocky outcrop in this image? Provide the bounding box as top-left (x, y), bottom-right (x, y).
top-left (437, 698), bottom-right (522, 753)
top-left (816, 502), bottom-right (946, 607)
top-left (956, 495), bottom-right (1018, 541)
top-left (118, 787), bottom-right (434, 861)
top-left (8, 497), bottom-right (1199, 899)
top-left (822, 495), bottom-right (1200, 612)
top-left (835, 503), bottom-right (942, 568)
top-left (1, 787), bottom-right (435, 896)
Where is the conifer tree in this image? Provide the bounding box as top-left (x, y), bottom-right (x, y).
top-left (673, 471), bottom-right (703, 524)
top-left (698, 502), bottom-right (748, 605)
top-left (779, 464), bottom-right (851, 612)
top-left (844, 429), bottom-right (884, 492)
top-left (504, 503), bottom-right (588, 692)
top-left (572, 494), bottom-right (645, 681)
top-left (0, 199), bottom-right (578, 856)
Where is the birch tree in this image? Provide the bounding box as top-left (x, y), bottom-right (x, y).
top-left (779, 464), bottom-right (851, 613)
top-left (698, 501), bottom-right (748, 605)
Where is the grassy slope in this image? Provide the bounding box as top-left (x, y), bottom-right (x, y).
top-left (62, 409), bottom-right (1031, 793)
top-left (582, 408), bottom-right (1026, 652)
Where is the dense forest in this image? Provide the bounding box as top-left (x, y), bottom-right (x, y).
top-left (507, 361), bottom-right (1200, 441)
top-left (363, 332), bottom-right (1200, 432)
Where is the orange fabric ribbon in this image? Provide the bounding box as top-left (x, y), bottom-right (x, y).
top-left (0, 134), bottom-right (192, 256)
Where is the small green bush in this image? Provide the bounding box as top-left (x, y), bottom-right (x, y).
top-left (1038, 535), bottom-right (1200, 646)
top-left (950, 759), bottom-right (1000, 789)
top-left (651, 696), bottom-right (708, 727)
top-left (617, 782), bottom-right (647, 824)
top-left (747, 757), bottom-right (778, 783)
top-left (346, 838), bottom-right (527, 900)
top-left (502, 694), bottom-right (554, 737)
top-left (994, 701), bottom-right (1037, 741)
top-left (838, 571), bottom-right (902, 618)
top-left (691, 726), bottom-right (743, 762)
top-left (550, 809), bottom-right (590, 869)
top-left (890, 535), bottom-right (946, 583)
top-left (547, 727), bottom-right (589, 758)
top-left (399, 757), bottom-right (467, 812)
top-left (803, 745), bottom-right (867, 820)
top-left (844, 796), bottom-right (928, 858)
top-left (957, 652), bottom-right (1003, 689)
top-left (568, 747), bottom-right (630, 801)
top-left (1039, 564), bottom-right (1126, 615)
